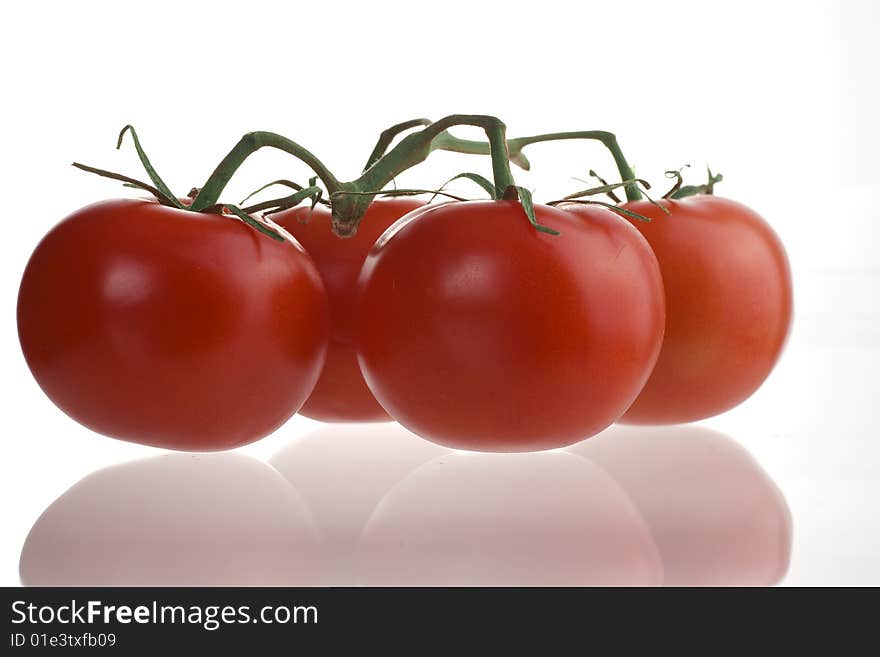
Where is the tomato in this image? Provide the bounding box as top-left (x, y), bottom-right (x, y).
top-left (274, 198), bottom-right (425, 422)
top-left (355, 200), bottom-right (665, 451)
top-left (618, 196), bottom-right (792, 423)
top-left (17, 198), bottom-right (329, 450)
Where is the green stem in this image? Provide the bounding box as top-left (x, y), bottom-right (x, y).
top-left (367, 118), bottom-right (533, 171)
top-left (332, 188), bottom-right (471, 202)
top-left (71, 162), bottom-right (174, 206)
top-left (190, 132), bottom-right (342, 212)
top-left (116, 125), bottom-right (187, 209)
top-left (363, 118), bottom-right (432, 172)
top-left (189, 116), bottom-right (517, 236)
top-left (360, 115), bottom-right (515, 197)
top-left (435, 129), bottom-right (642, 202)
top-left (241, 185), bottom-right (323, 214)
top-left (429, 132), bottom-right (532, 169)
top-left (320, 115), bottom-right (514, 235)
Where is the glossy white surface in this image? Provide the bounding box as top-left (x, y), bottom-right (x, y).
top-left (16, 423), bottom-right (791, 586)
top-left (20, 454), bottom-right (321, 586)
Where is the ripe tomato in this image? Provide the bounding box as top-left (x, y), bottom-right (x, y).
top-left (618, 196), bottom-right (792, 424)
top-left (17, 198), bottom-right (329, 450)
top-left (274, 198), bottom-right (425, 422)
top-left (355, 200), bottom-right (665, 451)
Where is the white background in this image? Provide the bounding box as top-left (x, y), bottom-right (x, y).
top-left (1, 0), bottom-right (878, 585)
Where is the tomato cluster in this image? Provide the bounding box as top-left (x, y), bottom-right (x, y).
top-left (17, 118), bottom-right (792, 452)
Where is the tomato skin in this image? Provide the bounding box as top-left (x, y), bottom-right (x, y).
top-left (273, 198), bottom-right (425, 422)
top-left (17, 199), bottom-right (329, 450)
top-left (355, 200), bottom-right (665, 452)
top-left (619, 196), bottom-right (792, 424)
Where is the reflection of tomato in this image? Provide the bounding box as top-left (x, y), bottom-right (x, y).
top-left (270, 423), bottom-right (450, 584)
top-left (357, 451), bottom-right (662, 586)
top-left (355, 200), bottom-right (665, 451)
top-left (568, 425), bottom-right (792, 586)
top-left (275, 198), bottom-right (425, 422)
top-left (20, 453), bottom-right (320, 586)
top-left (618, 196), bottom-right (792, 423)
top-left (17, 199), bottom-right (329, 450)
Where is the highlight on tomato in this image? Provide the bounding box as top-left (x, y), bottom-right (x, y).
top-left (17, 127), bottom-right (330, 451)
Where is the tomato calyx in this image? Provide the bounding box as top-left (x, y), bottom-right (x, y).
top-left (585, 170), bottom-right (623, 203)
top-left (547, 178), bottom-right (659, 223)
top-left (73, 125), bottom-right (323, 244)
top-left (663, 165), bottom-right (724, 199)
top-left (239, 179), bottom-right (331, 213)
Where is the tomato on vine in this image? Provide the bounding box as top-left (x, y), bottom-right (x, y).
top-left (17, 127), bottom-right (329, 450)
top-left (194, 115), bottom-right (566, 430)
top-left (495, 134), bottom-right (793, 424)
top-left (180, 116), bottom-right (670, 449)
top-left (275, 198), bottom-right (425, 422)
top-left (351, 123), bottom-right (665, 451)
top-left (617, 172), bottom-right (792, 423)
top-left (18, 115), bottom-right (792, 453)
top-left (16, 116), bottom-right (559, 447)
top-left (224, 118), bottom-right (515, 422)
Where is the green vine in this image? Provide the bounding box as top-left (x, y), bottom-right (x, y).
top-left (188, 115), bottom-right (549, 236)
top-left (72, 117), bottom-right (712, 242)
top-left (73, 126), bottom-right (323, 243)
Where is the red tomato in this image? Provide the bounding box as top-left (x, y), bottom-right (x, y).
top-left (17, 199), bottom-right (329, 450)
top-left (618, 196), bottom-right (792, 424)
top-left (355, 200), bottom-right (665, 451)
top-left (274, 198), bottom-right (425, 422)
